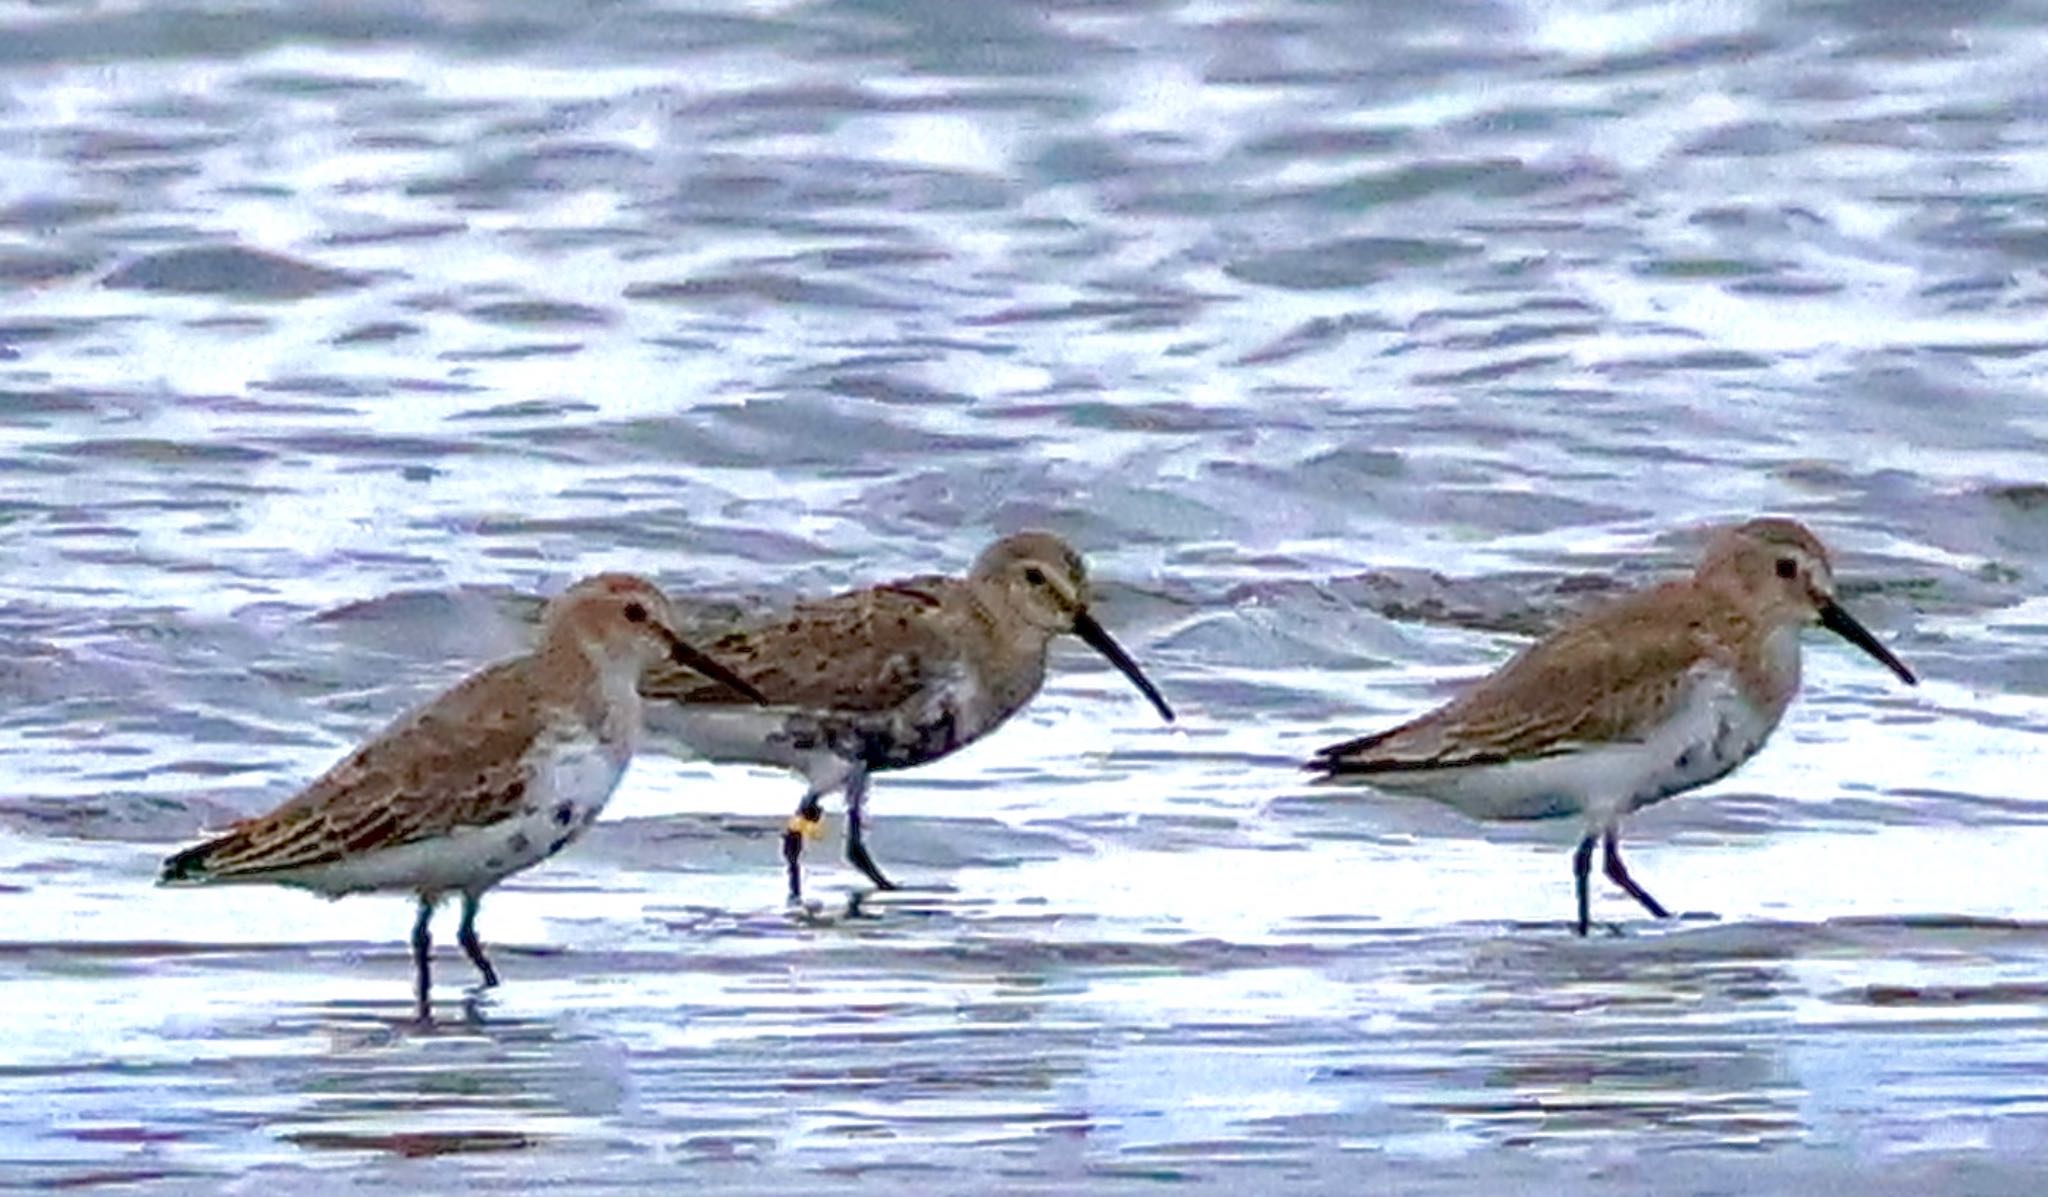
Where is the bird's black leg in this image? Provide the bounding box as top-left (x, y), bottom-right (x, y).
top-left (457, 892), bottom-right (499, 988)
top-left (411, 896), bottom-right (435, 1022)
top-left (842, 764), bottom-right (896, 892)
top-left (784, 790), bottom-right (825, 904)
top-left (1572, 834), bottom-right (1596, 937)
top-left (1603, 830), bottom-right (1671, 920)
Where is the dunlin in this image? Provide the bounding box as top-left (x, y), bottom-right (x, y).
top-left (640, 531), bottom-right (1176, 903)
top-left (160, 573), bottom-right (769, 1019)
top-left (1307, 517), bottom-right (1917, 935)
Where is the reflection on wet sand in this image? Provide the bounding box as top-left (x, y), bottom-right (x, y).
top-left (252, 1005), bottom-right (613, 1161)
top-left (10, 864), bottom-right (2048, 1189)
top-left (1389, 934), bottom-right (1805, 1148)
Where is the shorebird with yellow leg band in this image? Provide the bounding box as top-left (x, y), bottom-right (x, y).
top-left (1307, 517), bottom-right (1917, 936)
top-left (640, 531), bottom-right (1176, 904)
top-left (160, 573), bottom-right (769, 1021)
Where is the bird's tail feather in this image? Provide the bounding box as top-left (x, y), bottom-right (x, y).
top-left (158, 832), bottom-right (242, 886)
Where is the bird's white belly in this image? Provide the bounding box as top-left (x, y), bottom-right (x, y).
top-left (645, 668), bottom-right (1007, 790)
top-left (1370, 670), bottom-right (1781, 829)
top-left (289, 738), bottom-right (630, 897)
top-left (1368, 744), bottom-right (1661, 822)
top-left (648, 703), bottom-right (818, 769)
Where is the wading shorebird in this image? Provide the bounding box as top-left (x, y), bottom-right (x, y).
top-left (160, 573), bottom-right (769, 1020)
top-left (1307, 517), bottom-right (1917, 935)
top-left (640, 531), bottom-right (1176, 904)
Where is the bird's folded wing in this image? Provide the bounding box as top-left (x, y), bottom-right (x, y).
top-left (1312, 588), bottom-right (1717, 773)
top-left (640, 577), bottom-right (958, 715)
top-left (192, 661), bottom-right (547, 876)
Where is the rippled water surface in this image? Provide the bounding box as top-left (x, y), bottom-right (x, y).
top-left (3, 0), bottom-right (2048, 1192)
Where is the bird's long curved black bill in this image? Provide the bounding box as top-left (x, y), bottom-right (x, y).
top-left (1073, 610), bottom-right (1175, 723)
top-left (1818, 599), bottom-right (1917, 686)
top-left (659, 630), bottom-right (773, 705)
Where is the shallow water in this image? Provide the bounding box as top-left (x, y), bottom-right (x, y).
top-left (3, 0), bottom-right (2048, 1192)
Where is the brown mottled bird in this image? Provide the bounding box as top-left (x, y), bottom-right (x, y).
top-left (641, 531), bottom-right (1176, 903)
top-left (160, 573), bottom-right (768, 1019)
top-left (1308, 518), bottom-right (1917, 935)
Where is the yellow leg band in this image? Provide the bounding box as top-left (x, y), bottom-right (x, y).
top-left (786, 814), bottom-right (825, 841)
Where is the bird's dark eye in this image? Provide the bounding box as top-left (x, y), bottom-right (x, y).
top-left (1023, 566), bottom-right (1048, 586)
top-left (623, 601), bottom-right (648, 623)
top-left (1774, 558), bottom-right (1797, 580)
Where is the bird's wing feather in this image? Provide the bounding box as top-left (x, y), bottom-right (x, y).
top-left (181, 660), bottom-right (550, 878)
top-left (1312, 583), bottom-right (1723, 774)
top-left (640, 576), bottom-right (963, 715)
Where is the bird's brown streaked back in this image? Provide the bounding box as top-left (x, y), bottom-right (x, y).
top-left (642, 577), bottom-right (962, 713)
top-left (644, 533), bottom-right (1173, 724)
top-left (1311, 581), bottom-right (1723, 775)
top-left (162, 658), bottom-right (551, 882)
